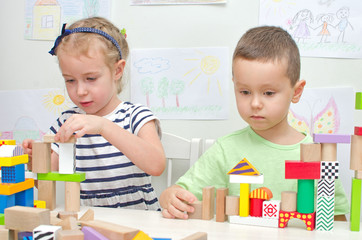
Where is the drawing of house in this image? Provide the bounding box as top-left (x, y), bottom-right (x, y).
top-left (32, 0), bottom-right (61, 40)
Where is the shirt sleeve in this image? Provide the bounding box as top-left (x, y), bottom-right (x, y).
top-left (334, 178), bottom-right (350, 215)
top-left (130, 104), bottom-right (161, 137)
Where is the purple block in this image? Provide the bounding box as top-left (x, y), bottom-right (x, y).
top-left (82, 226), bottom-right (109, 240)
top-left (313, 133), bottom-right (351, 143)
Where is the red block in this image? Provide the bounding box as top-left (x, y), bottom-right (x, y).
top-left (355, 127), bottom-right (362, 136)
top-left (250, 198), bottom-right (264, 217)
top-left (285, 161), bottom-right (321, 179)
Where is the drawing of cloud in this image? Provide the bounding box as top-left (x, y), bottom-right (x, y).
top-left (134, 57), bottom-right (170, 74)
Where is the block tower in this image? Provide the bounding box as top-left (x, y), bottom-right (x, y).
top-left (0, 140), bottom-right (34, 224)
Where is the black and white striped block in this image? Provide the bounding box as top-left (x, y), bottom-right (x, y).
top-left (33, 225), bottom-right (61, 240)
top-left (320, 161), bottom-right (339, 180)
top-left (317, 179), bottom-right (335, 197)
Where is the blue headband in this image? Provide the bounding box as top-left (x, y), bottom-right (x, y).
top-left (49, 23), bottom-right (122, 59)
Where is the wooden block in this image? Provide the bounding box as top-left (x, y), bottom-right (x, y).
top-left (249, 198), bottom-right (264, 217)
top-left (57, 230), bottom-right (84, 240)
top-left (316, 195), bottom-right (335, 231)
top-left (79, 208), bottom-right (94, 221)
top-left (180, 232), bottom-right (207, 240)
top-left (216, 188), bottom-right (228, 222)
top-left (225, 196), bottom-right (239, 216)
top-left (58, 211), bottom-right (78, 220)
top-left (188, 201), bottom-right (202, 219)
top-left (33, 225), bottom-right (62, 239)
top-left (320, 161), bottom-right (339, 180)
top-left (82, 226), bottom-right (108, 240)
top-left (43, 134), bottom-right (77, 143)
top-left (80, 220), bottom-right (139, 240)
top-left (0, 227), bottom-right (9, 240)
top-left (262, 200), bottom-right (280, 219)
top-left (0, 178), bottom-right (34, 195)
top-left (281, 191), bottom-right (297, 212)
top-left (300, 143), bottom-right (321, 162)
top-left (202, 186), bottom-right (214, 220)
top-left (32, 142), bottom-right (51, 173)
top-left (37, 172), bottom-right (86, 182)
top-left (350, 178), bottom-right (361, 231)
top-left (285, 161), bottom-right (321, 179)
top-left (132, 231), bottom-right (153, 240)
top-left (355, 127), bottom-right (362, 136)
top-left (229, 174), bottom-right (264, 184)
top-left (313, 133), bottom-right (351, 144)
top-left (65, 182), bottom-right (80, 212)
top-left (317, 179), bottom-right (335, 197)
top-left (4, 206), bottom-right (50, 232)
top-left (356, 92), bottom-right (362, 110)
top-left (321, 143), bottom-right (337, 162)
top-left (350, 135), bottom-right (362, 170)
top-left (229, 215), bottom-right (278, 228)
top-left (278, 211), bottom-right (316, 231)
top-left (239, 183), bottom-right (249, 217)
top-left (297, 179), bottom-right (315, 214)
top-left (59, 143), bottom-right (75, 174)
top-left (38, 180), bottom-right (56, 210)
top-left (0, 155), bottom-right (28, 167)
top-left (56, 216), bottom-right (78, 230)
top-left (355, 170), bottom-right (362, 179)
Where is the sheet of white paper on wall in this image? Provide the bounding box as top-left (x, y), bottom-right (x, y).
top-left (130, 47), bottom-right (230, 120)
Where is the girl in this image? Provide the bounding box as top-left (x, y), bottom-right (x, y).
top-left (23, 17), bottom-right (165, 210)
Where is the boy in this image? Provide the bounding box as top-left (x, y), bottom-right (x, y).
top-left (159, 26), bottom-right (349, 220)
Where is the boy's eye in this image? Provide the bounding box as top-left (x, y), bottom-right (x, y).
top-left (65, 79), bottom-right (74, 83)
top-left (240, 90), bottom-right (251, 95)
top-left (264, 91), bottom-right (275, 96)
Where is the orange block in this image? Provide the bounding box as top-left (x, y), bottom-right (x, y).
top-left (250, 187), bottom-right (273, 200)
top-left (0, 178), bottom-right (34, 195)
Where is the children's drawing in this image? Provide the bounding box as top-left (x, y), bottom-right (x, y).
top-left (131, 47), bottom-right (229, 119)
top-left (25, 0), bottom-right (111, 40)
top-left (43, 89), bottom-right (73, 116)
top-left (259, 0), bottom-right (362, 58)
top-left (130, 0), bottom-right (227, 5)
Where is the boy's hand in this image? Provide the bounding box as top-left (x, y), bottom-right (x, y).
top-left (159, 185), bottom-right (198, 219)
top-left (22, 139), bottom-right (34, 171)
top-left (55, 114), bottom-right (106, 142)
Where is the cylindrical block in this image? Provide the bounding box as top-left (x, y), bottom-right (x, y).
top-left (297, 179), bottom-right (315, 213)
top-left (281, 191), bottom-right (297, 212)
top-left (225, 196), bottom-right (239, 216)
top-left (239, 183), bottom-right (250, 217)
top-left (321, 143), bottom-right (337, 162)
top-left (250, 198), bottom-right (264, 217)
top-left (350, 135), bottom-right (362, 171)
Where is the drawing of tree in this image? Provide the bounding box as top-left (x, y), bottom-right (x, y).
top-left (140, 77), bottom-right (154, 107)
top-left (170, 79), bottom-right (185, 107)
top-left (157, 77), bottom-right (169, 108)
top-left (83, 0), bottom-right (100, 17)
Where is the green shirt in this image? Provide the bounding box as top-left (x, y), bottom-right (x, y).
top-left (176, 126), bottom-right (349, 215)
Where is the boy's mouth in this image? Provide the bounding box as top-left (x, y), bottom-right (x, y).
top-left (251, 115), bottom-right (264, 120)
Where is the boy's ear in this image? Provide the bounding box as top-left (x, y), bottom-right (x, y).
top-left (114, 59), bottom-right (126, 80)
top-left (291, 79), bottom-right (306, 103)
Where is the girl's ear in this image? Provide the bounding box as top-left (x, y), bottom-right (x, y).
top-left (291, 79), bottom-right (306, 103)
top-left (113, 59), bottom-right (126, 80)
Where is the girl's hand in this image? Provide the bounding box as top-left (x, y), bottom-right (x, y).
top-left (55, 114), bottom-right (106, 142)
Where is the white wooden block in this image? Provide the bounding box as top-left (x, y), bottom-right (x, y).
top-left (33, 225), bottom-right (62, 239)
top-left (229, 174), bottom-right (264, 184)
top-left (59, 143), bottom-right (75, 174)
top-left (229, 215), bottom-right (278, 228)
top-left (262, 200), bottom-right (280, 219)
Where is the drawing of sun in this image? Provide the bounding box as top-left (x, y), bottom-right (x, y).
top-left (42, 89), bottom-right (73, 116)
top-left (261, 0), bottom-right (296, 18)
top-left (184, 51), bottom-right (222, 95)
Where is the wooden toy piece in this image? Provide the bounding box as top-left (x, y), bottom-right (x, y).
top-left (297, 179), bottom-right (315, 214)
top-left (1, 164), bottom-right (25, 183)
top-left (0, 144), bottom-right (23, 157)
top-left (80, 220), bottom-right (139, 240)
top-left (250, 187), bottom-right (273, 200)
top-left (82, 226), bottom-right (109, 240)
top-left (79, 208), bottom-right (95, 221)
top-left (355, 170), bottom-right (362, 180)
top-left (56, 216), bottom-right (78, 230)
top-left (5, 206), bottom-right (50, 232)
top-left (0, 194), bottom-right (15, 214)
top-left (59, 143), bottom-right (76, 174)
top-left (0, 139), bottom-right (16, 145)
top-left (33, 225), bottom-right (62, 240)
top-left (300, 143), bottom-right (321, 162)
top-left (321, 143), bottom-right (337, 162)
top-left (188, 201), bottom-right (202, 219)
top-left (216, 188), bottom-right (228, 222)
top-left (320, 161), bottom-right (339, 180)
top-left (262, 200), bottom-right (280, 219)
top-left (132, 230), bottom-right (153, 240)
top-left (281, 191), bottom-right (297, 212)
top-left (228, 158), bottom-right (260, 176)
top-left (225, 196), bottom-right (239, 216)
top-left (0, 178), bottom-right (34, 195)
top-left (229, 215), bottom-right (279, 228)
top-left (34, 200), bottom-right (46, 209)
top-left (57, 229), bottom-right (84, 240)
top-left (249, 187), bottom-right (273, 217)
top-left (239, 183), bottom-right (250, 217)
top-left (65, 181), bottom-right (80, 212)
top-left (316, 195), bottom-right (335, 231)
top-left (38, 180), bottom-right (56, 210)
top-left (37, 172), bottom-right (86, 182)
top-left (0, 155), bottom-right (28, 167)
top-left (180, 232), bottom-right (207, 240)
top-left (58, 211), bottom-right (78, 220)
top-left (43, 134), bottom-right (77, 143)
top-left (285, 161), bottom-right (321, 179)
top-left (317, 179), bottom-right (335, 197)
top-left (350, 135), bottom-right (362, 171)
top-left (356, 92), bottom-right (362, 110)
top-left (0, 213), bottom-right (4, 225)
top-left (355, 127), bottom-right (362, 136)
top-left (32, 142), bottom-right (51, 173)
top-left (0, 226), bottom-right (9, 240)
top-left (278, 211), bottom-right (315, 231)
top-left (313, 133), bottom-right (351, 144)
top-left (202, 186), bottom-right (215, 220)
top-left (350, 178), bottom-right (361, 231)
top-left (229, 174), bottom-right (264, 184)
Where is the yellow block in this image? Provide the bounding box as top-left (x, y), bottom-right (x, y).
top-left (239, 183), bottom-right (250, 217)
top-left (34, 200), bottom-right (46, 209)
top-left (0, 140), bottom-right (16, 145)
top-left (0, 154), bottom-right (28, 167)
top-left (0, 178), bottom-right (34, 195)
top-left (132, 231), bottom-right (152, 240)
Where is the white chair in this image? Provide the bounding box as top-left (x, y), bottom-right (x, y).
top-left (203, 139), bottom-right (216, 153)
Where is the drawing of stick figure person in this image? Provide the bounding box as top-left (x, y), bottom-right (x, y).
top-left (315, 13), bottom-right (334, 43)
top-left (335, 7), bottom-right (353, 43)
top-left (291, 9), bottom-right (313, 43)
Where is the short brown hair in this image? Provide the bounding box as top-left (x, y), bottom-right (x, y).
top-left (56, 17), bottom-right (129, 94)
top-left (233, 26), bottom-right (300, 86)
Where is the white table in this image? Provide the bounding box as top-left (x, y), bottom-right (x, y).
top-left (78, 207), bottom-right (362, 240)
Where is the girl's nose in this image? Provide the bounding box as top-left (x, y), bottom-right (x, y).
top-left (77, 82), bottom-right (88, 96)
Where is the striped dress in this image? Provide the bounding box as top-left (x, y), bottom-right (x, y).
top-left (49, 102), bottom-right (161, 210)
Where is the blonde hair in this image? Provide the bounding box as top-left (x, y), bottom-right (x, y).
top-left (233, 26), bottom-right (300, 86)
top-left (55, 17), bottom-right (129, 93)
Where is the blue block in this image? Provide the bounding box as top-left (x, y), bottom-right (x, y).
top-left (18, 232), bottom-right (32, 239)
top-left (16, 188), bottom-right (34, 207)
top-left (0, 194), bottom-right (15, 213)
top-left (1, 164), bottom-right (25, 183)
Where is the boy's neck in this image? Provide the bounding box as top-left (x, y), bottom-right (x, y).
top-left (252, 123), bottom-right (305, 145)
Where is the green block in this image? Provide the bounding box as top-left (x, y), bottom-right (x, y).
top-left (297, 179), bottom-right (315, 214)
top-left (37, 172), bottom-right (86, 182)
top-left (350, 178), bottom-right (361, 231)
top-left (0, 213), bottom-right (4, 225)
top-left (356, 92), bottom-right (362, 110)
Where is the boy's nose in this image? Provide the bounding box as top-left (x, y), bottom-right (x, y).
top-left (251, 95), bottom-right (263, 109)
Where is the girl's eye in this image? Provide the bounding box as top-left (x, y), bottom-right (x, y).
top-left (264, 91), bottom-right (275, 96)
top-left (87, 77), bottom-right (96, 81)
